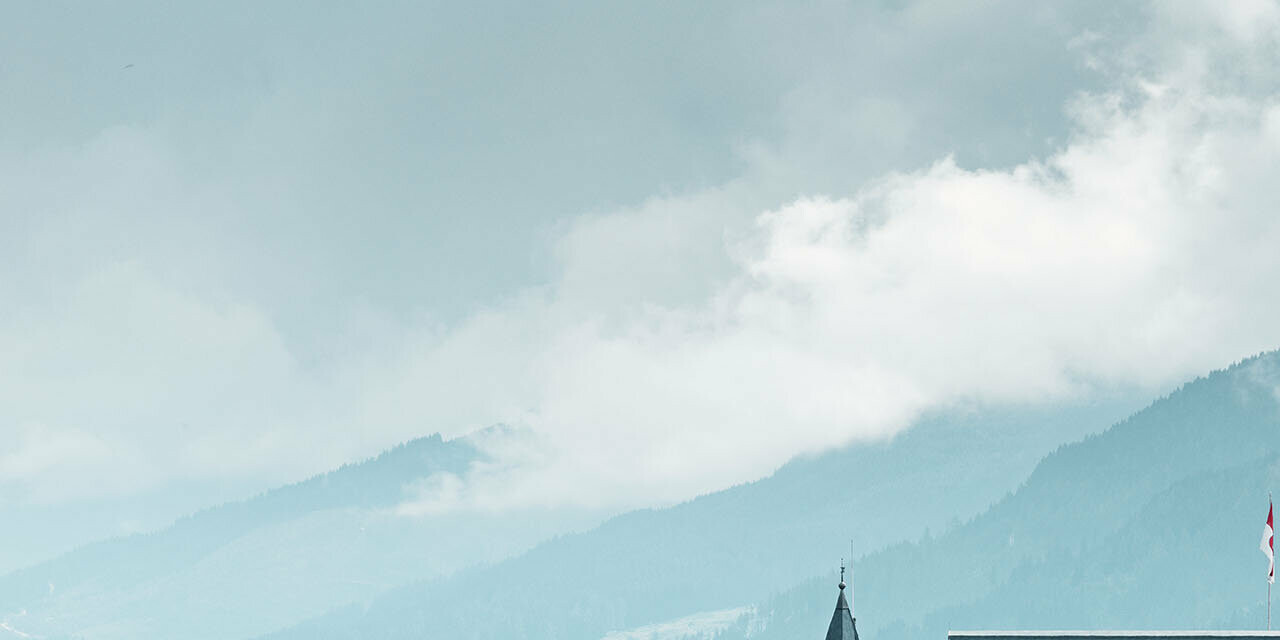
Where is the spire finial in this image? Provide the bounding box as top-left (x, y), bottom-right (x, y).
top-left (839, 558), bottom-right (846, 590)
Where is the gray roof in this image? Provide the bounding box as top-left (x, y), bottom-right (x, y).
top-left (825, 583), bottom-right (860, 640)
top-left (950, 634), bottom-right (1280, 639)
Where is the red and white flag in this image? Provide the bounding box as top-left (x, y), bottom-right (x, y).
top-left (1263, 500), bottom-right (1275, 585)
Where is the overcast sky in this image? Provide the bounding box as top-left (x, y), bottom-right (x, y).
top-left (3, 1), bottom-right (1280, 512)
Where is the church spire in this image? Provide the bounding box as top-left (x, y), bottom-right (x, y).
top-left (825, 561), bottom-right (860, 640)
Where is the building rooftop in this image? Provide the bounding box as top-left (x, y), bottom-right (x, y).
top-left (950, 633), bottom-right (1280, 638)
top-left (824, 575), bottom-right (859, 640)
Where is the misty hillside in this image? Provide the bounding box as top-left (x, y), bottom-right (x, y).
top-left (0, 482), bottom-right (265, 576)
top-left (266, 351), bottom-right (1279, 640)
top-left (0, 428), bottom-right (605, 640)
top-left (0, 399), bottom-right (1127, 640)
top-left (263, 398), bottom-right (1143, 640)
top-left (725, 351), bottom-right (1280, 640)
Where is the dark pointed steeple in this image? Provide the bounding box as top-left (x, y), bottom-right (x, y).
top-left (825, 561), bottom-right (860, 640)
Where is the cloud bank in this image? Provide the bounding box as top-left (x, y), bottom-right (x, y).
top-left (388, 1), bottom-right (1280, 509)
top-left (3, 1), bottom-right (1279, 512)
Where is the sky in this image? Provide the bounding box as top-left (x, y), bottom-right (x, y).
top-left (3, 1), bottom-right (1280, 516)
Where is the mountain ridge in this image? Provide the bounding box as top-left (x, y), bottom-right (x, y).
top-left (0, 426), bottom-right (607, 640)
top-left (262, 388), bottom-right (1150, 639)
top-left (730, 351), bottom-right (1280, 640)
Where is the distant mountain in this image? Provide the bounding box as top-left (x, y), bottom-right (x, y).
top-left (0, 481), bottom-right (261, 576)
top-left (263, 394), bottom-right (1142, 639)
top-left (724, 351), bottom-right (1280, 640)
top-left (18, 344), bottom-right (1257, 640)
top-left (0, 427), bottom-right (606, 640)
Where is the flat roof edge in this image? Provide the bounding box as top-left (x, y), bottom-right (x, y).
top-left (949, 633), bottom-right (1280, 637)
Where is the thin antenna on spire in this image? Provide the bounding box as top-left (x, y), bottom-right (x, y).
top-left (849, 538), bottom-right (856, 617)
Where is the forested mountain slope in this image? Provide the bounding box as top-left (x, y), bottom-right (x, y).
top-left (265, 395), bottom-right (1140, 639)
top-left (730, 352), bottom-right (1280, 640)
top-left (0, 428), bottom-right (604, 640)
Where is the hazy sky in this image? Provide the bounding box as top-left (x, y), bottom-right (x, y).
top-left (3, 1), bottom-right (1280, 512)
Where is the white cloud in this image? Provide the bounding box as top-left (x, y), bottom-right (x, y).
top-left (4, 1), bottom-right (1280, 514)
top-left (0, 260), bottom-right (307, 499)
top-left (379, 1), bottom-right (1280, 510)
top-left (0, 424), bottom-right (113, 489)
